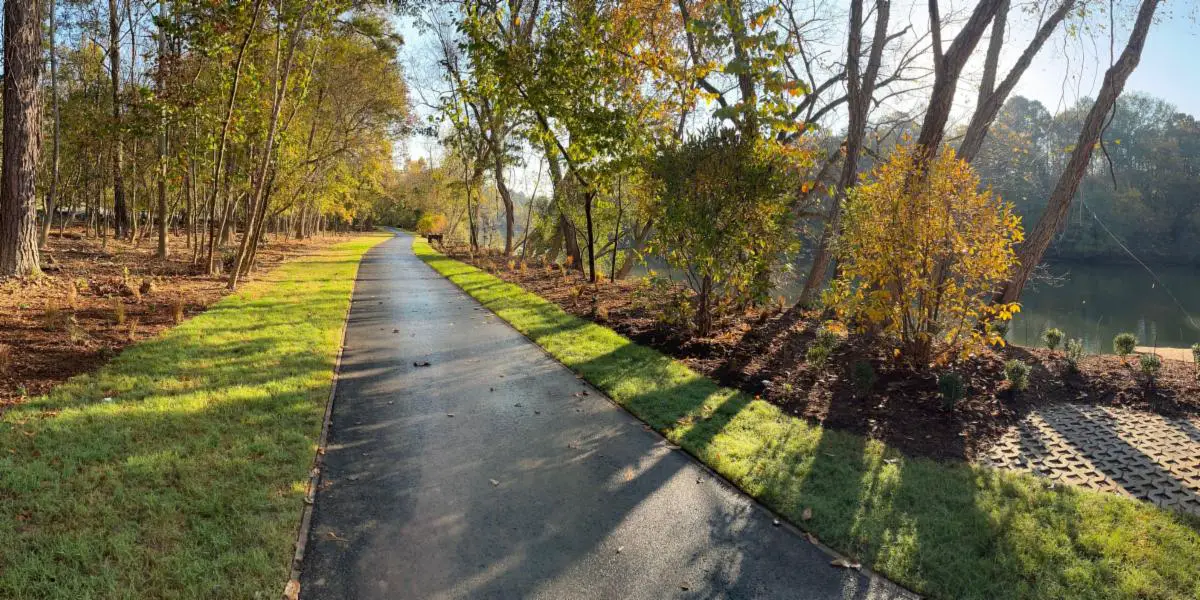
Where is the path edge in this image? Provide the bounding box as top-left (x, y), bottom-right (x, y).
top-left (280, 232), bottom-right (390, 600)
top-left (408, 236), bottom-right (920, 600)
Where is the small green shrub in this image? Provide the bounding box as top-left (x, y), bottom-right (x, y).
top-left (938, 372), bottom-right (966, 408)
top-left (1113, 333), bottom-right (1137, 357)
top-left (814, 326), bottom-right (840, 350)
top-left (1042, 327), bottom-right (1064, 352)
top-left (1004, 360), bottom-right (1030, 393)
top-left (850, 360), bottom-right (877, 398)
top-left (806, 343), bottom-right (832, 367)
top-left (1191, 343), bottom-right (1200, 365)
top-left (1064, 338), bottom-right (1086, 370)
top-left (1139, 353), bottom-right (1162, 379)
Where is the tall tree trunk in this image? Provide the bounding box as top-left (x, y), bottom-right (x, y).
top-left (915, 0), bottom-right (1005, 154)
top-left (0, 0), bottom-right (43, 277)
top-left (999, 0), bottom-right (1161, 303)
top-left (229, 2), bottom-right (312, 289)
top-left (39, 0), bottom-right (60, 249)
top-left (108, 0), bottom-right (128, 238)
top-left (493, 139), bottom-right (515, 256)
top-left (206, 0), bottom-right (263, 274)
top-left (958, 0), bottom-right (1076, 162)
top-left (798, 0), bottom-right (890, 306)
top-left (156, 0), bottom-right (169, 259)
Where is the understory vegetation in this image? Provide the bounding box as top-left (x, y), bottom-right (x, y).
top-left (0, 234), bottom-right (386, 598)
top-left (414, 238), bottom-right (1200, 600)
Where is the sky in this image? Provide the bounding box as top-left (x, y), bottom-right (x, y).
top-left (394, 1), bottom-right (1200, 193)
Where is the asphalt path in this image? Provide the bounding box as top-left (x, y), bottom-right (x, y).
top-left (299, 231), bottom-right (915, 600)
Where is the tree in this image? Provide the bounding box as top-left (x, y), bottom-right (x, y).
top-left (797, 0), bottom-right (891, 306)
top-left (998, 0), bottom-right (1162, 303)
top-left (1, 0), bottom-right (44, 277)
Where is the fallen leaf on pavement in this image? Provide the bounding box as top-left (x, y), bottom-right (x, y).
top-left (283, 579), bottom-right (301, 600)
top-left (830, 558), bottom-right (861, 569)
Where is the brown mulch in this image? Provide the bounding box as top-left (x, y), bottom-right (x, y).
top-left (452, 247), bottom-right (1200, 463)
top-left (0, 229), bottom-right (354, 410)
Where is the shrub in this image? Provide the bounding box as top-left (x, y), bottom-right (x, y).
top-left (990, 320), bottom-right (1010, 342)
top-left (1004, 360), bottom-right (1030, 393)
top-left (632, 276), bottom-right (693, 331)
top-left (416, 213), bottom-right (448, 237)
top-left (1042, 328), bottom-right (1063, 352)
top-left (828, 144), bottom-right (1023, 366)
top-left (850, 360), bottom-right (877, 398)
top-left (171, 297), bottom-right (186, 325)
top-left (1191, 343), bottom-right (1199, 366)
top-left (814, 325), bottom-right (841, 350)
top-left (1139, 353), bottom-right (1162, 379)
top-left (65, 283), bottom-right (78, 310)
top-left (1113, 333), bottom-right (1137, 357)
top-left (649, 130), bottom-right (800, 336)
top-left (806, 343), bottom-right (832, 367)
top-left (42, 301), bottom-right (69, 331)
top-left (1064, 338), bottom-right (1086, 370)
top-left (112, 298), bottom-right (126, 325)
top-left (938, 372), bottom-right (966, 408)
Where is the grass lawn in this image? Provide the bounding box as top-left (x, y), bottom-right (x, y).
top-left (0, 233), bottom-right (389, 598)
top-left (413, 238), bottom-right (1200, 600)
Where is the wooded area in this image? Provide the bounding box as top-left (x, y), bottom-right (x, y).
top-left (1, 0), bottom-right (409, 284)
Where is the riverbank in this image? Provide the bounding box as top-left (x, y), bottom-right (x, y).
top-left (441, 245), bottom-right (1200, 462)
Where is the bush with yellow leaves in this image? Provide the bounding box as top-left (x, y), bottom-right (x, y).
top-left (827, 144), bottom-right (1023, 367)
top-left (415, 212), bottom-right (448, 236)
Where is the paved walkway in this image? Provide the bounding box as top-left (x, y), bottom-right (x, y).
top-left (981, 404), bottom-right (1200, 515)
top-left (299, 232), bottom-right (912, 600)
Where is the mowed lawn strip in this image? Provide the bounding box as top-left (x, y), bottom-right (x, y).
top-left (0, 233), bottom-right (389, 598)
top-left (413, 239), bottom-right (1200, 600)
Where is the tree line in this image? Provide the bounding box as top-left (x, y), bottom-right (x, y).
top-left (1, 0), bottom-right (410, 285)
top-left (396, 0), bottom-right (1166, 349)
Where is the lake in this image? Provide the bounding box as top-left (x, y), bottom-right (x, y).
top-left (1010, 263), bottom-right (1200, 353)
top-left (627, 259), bottom-right (1200, 353)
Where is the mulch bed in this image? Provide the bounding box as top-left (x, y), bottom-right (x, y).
top-left (450, 246), bottom-right (1200, 462)
top-left (0, 229), bottom-right (352, 410)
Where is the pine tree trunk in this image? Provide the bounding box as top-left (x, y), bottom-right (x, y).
top-left (1, 0), bottom-right (43, 277)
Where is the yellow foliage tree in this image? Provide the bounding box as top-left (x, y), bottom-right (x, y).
top-left (416, 213), bottom-right (448, 236)
top-left (828, 144), bottom-right (1024, 366)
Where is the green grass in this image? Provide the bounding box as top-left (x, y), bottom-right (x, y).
top-left (0, 233), bottom-right (389, 598)
top-left (413, 239), bottom-right (1200, 600)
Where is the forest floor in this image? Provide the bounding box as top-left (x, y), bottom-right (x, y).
top-left (0, 229), bottom-right (354, 410)
top-left (0, 233), bottom-right (387, 598)
top-left (419, 240), bottom-right (1200, 600)
top-left (446, 246), bottom-right (1200, 463)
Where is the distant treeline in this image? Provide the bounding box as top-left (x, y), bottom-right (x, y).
top-left (975, 94), bottom-right (1200, 265)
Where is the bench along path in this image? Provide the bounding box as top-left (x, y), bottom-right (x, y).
top-left (299, 231), bottom-right (913, 600)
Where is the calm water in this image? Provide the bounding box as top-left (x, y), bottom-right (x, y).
top-left (1010, 263), bottom-right (1200, 353)
top-left (628, 259), bottom-right (1200, 353)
